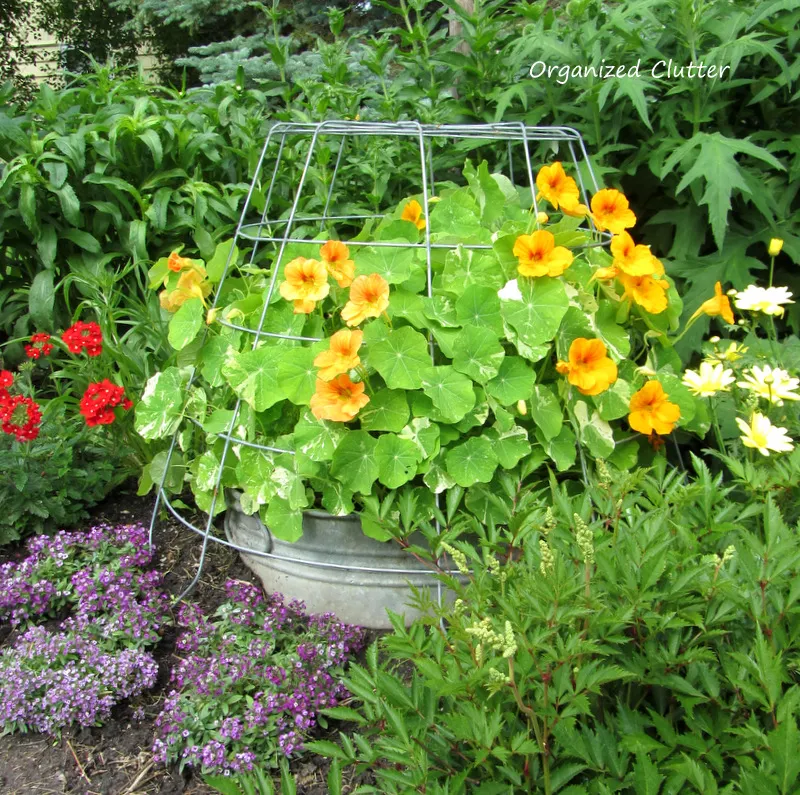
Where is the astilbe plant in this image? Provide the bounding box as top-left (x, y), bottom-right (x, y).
top-left (0, 522), bottom-right (169, 735)
top-left (152, 580), bottom-right (367, 775)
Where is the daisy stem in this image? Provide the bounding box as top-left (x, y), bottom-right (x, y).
top-left (769, 255), bottom-right (775, 288)
top-left (709, 402), bottom-right (727, 456)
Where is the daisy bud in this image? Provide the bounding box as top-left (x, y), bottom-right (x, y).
top-left (517, 399), bottom-right (527, 415)
top-left (536, 211), bottom-right (549, 224)
top-left (768, 238), bottom-right (784, 257)
top-left (708, 336), bottom-right (720, 344)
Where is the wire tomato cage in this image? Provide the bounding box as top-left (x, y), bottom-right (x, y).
top-left (148, 120), bottom-right (605, 603)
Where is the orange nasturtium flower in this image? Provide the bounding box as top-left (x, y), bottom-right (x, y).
top-left (309, 374), bottom-right (369, 422)
top-left (167, 251), bottom-right (195, 272)
top-left (618, 272), bottom-right (670, 314)
top-left (610, 232), bottom-right (662, 277)
top-left (401, 199), bottom-right (426, 230)
top-left (320, 240), bottom-right (355, 288)
top-left (628, 381), bottom-right (681, 436)
top-left (555, 338), bottom-right (618, 396)
top-left (341, 273), bottom-right (390, 327)
top-left (536, 162), bottom-right (586, 216)
top-left (159, 268), bottom-right (211, 312)
top-left (690, 281), bottom-right (735, 325)
top-left (313, 329), bottom-right (363, 381)
top-left (513, 230), bottom-right (573, 278)
top-left (279, 257), bottom-right (330, 314)
top-left (590, 189), bottom-right (637, 234)
top-left (591, 265), bottom-right (619, 282)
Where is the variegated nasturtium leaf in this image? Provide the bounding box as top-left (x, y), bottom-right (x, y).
top-left (277, 346), bottom-right (318, 405)
top-left (441, 247), bottom-right (504, 294)
top-left (593, 300), bottom-right (631, 359)
top-left (359, 389), bottom-right (409, 432)
top-left (236, 448), bottom-right (276, 507)
top-left (540, 425), bottom-right (577, 471)
top-left (464, 160), bottom-right (506, 226)
top-left (556, 305), bottom-right (594, 360)
top-left (423, 294), bottom-right (460, 327)
top-left (135, 367), bottom-right (188, 440)
top-left (191, 449), bottom-right (223, 493)
top-left (263, 496), bottom-right (303, 543)
top-left (486, 424), bottom-right (532, 469)
top-left (199, 335), bottom-right (237, 388)
top-left (260, 300), bottom-right (307, 338)
top-left (184, 385), bottom-right (207, 423)
top-left (530, 384), bottom-right (563, 441)
top-left (429, 191), bottom-right (489, 242)
top-left (168, 297), bottom-right (204, 350)
top-left (485, 356), bottom-right (535, 404)
top-left (367, 326), bottom-right (433, 389)
top-left (222, 345), bottom-right (284, 411)
top-left (320, 479), bottom-right (354, 516)
top-left (502, 276), bottom-right (569, 348)
top-left (455, 387), bottom-right (489, 433)
top-left (455, 285), bottom-right (504, 335)
top-left (388, 289), bottom-right (427, 329)
top-left (429, 325), bottom-right (460, 359)
top-left (503, 322), bottom-right (550, 363)
top-left (355, 245), bottom-right (417, 284)
top-left (399, 417), bottom-right (440, 460)
top-left (375, 433), bottom-right (422, 488)
top-left (452, 325), bottom-right (505, 384)
top-left (574, 402), bottom-right (615, 458)
top-left (330, 431), bottom-right (379, 494)
top-left (148, 449), bottom-right (185, 493)
top-left (595, 379), bottom-right (632, 421)
top-left (421, 366), bottom-right (477, 423)
top-left (423, 451), bottom-right (456, 493)
top-left (271, 453), bottom-right (308, 510)
top-left (292, 410), bottom-right (347, 462)
top-left (445, 436), bottom-right (499, 487)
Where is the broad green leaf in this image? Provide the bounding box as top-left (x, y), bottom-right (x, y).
top-left (222, 345), bottom-right (285, 411)
top-left (452, 325), bottom-right (505, 384)
top-left (320, 479), bottom-right (355, 516)
top-left (272, 456), bottom-right (308, 509)
top-left (575, 401), bottom-right (615, 458)
top-left (168, 297), bottom-right (204, 350)
top-left (530, 384), bottom-right (563, 441)
top-left (486, 424), bottom-right (531, 469)
top-left (388, 289), bottom-right (427, 328)
top-left (455, 285), bottom-right (504, 335)
top-left (541, 425), bottom-right (577, 471)
top-left (330, 431), bottom-right (379, 494)
top-left (368, 326), bottom-right (433, 389)
top-left (464, 160), bottom-right (506, 226)
top-left (135, 368), bottom-right (187, 439)
top-left (206, 239), bottom-right (239, 283)
top-left (445, 437), bottom-right (499, 487)
top-left (375, 434), bottom-right (421, 488)
top-left (359, 389), bottom-right (410, 432)
top-left (29, 270), bottom-right (55, 329)
top-left (199, 335), bottom-right (236, 388)
top-left (277, 346), bottom-right (318, 404)
top-left (593, 300), bottom-right (631, 359)
top-left (502, 276), bottom-right (570, 348)
top-left (236, 448), bottom-right (276, 507)
top-left (595, 379), bottom-right (632, 421)
top-left (423, 295), bottom-right (460, 327)
top-left (355, 244), bottom-right (417, 284)
top-left (264, 496), bottom-right (303, 542)
top-left (429, 190), bottom-right (489, 242)
top-left (293, 411), bottom-right (347, 461)
top-left (421, 366), bottom-right (476, 423)
top-left (441, 246), bottom-right (504, 294)
top-left (423, 452), bottom-right (457, 493)
top-left (148, 449), bottom-right (186, 492)
top-left (485, 356), bottom-right (535, 404)
top-left (191, 449), bottom-right (223, 493)
top-left (656, 373), bottom-right (696, 426)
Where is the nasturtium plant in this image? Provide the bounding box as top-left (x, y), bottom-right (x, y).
top-left (136, 159), bottom-right (735, 542)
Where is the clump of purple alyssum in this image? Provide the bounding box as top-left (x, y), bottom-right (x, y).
top-left (153, 580), bottom-right (367, 775)
top-left (0, 523), bottom-right (169, 734)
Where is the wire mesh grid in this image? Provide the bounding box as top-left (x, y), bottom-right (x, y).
top-left (149, 121), bottom-right (604, 603)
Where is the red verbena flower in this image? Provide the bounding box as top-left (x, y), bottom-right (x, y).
top-left (0, 370), bottom-right (12, 388)
top-left (62, 321), bottom-right (103, 357)
top-left (79, 380), bottom-right (132, 427)
top-left (0, 395), bottom-right (42, 442)
top-left (25, 332), bottom-right (54, 360)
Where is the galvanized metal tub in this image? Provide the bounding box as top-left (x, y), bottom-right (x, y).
top-left (223, 491), bottom-right (443, 629)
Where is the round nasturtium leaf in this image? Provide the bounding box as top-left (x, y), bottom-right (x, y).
top-left (398, 417), bottom-right (440, 460)
top-left (236, 447), bottom-right (276, 507)
top-left (222, 345), bottom-right (285, 411)
top-left (501, 276), bottom-right (569, 349)
top-left (367, 326), bottom-right (434, 389)
top-left (452, 325), bottom-right (505, 384)
top-left (455, 285), bottom-right (504, 335)
top-left (375, 433), bottom-right (422, 488)
top-left (135, 367), bottom-right (188, 440)
top-left (293, 410), bottom-right (347, 462)
top-left (168, 297), bottom-right (204, 350)
top-left (355, 244), bottom-right (417, 284)
top-left (485, 356), bottom-right (535, 404)
top-left (263, 496), bottom-right (303, 543)
top-left (486, 424), bottom-right (531, 469)
top-left (421, 366), bottom-right (476, 424)
top-left (277, 346), bottom-right (318, 405)
top-left (445, 436), bottom-right (499, 487)
top-left (330, 431), bottom-right (379, 495)
top-left (530, 384), bottom-right (563, 442)
top-left (359, 389), bottom-right (410, 432)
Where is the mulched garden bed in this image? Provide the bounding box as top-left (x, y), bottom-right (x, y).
top-left (0, 483), bottom-right (381, 794)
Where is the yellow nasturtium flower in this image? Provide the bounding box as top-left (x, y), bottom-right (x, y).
top-left (628, 381), bottom-right (680, 436)
top-left (556, 338), bottom-right (618, 396)
top-left (309, 374), bottom-right (369, 422)
top-left (313, 329), bottom-right (363, 381)
top-left (401, 200), bottom-right (426, 230)
top-left (341, 274), bottom-right (390, 327)
top-left (590, 189), bottom-right (637, 234)
top-left (513, 230), bottom-right (573, 278)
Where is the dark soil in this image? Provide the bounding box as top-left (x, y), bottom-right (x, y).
top-left (0, 483), bottom-right (383, 794)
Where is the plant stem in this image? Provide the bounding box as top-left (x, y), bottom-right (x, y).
top-left (709, 401), bottom-right (727, 455)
